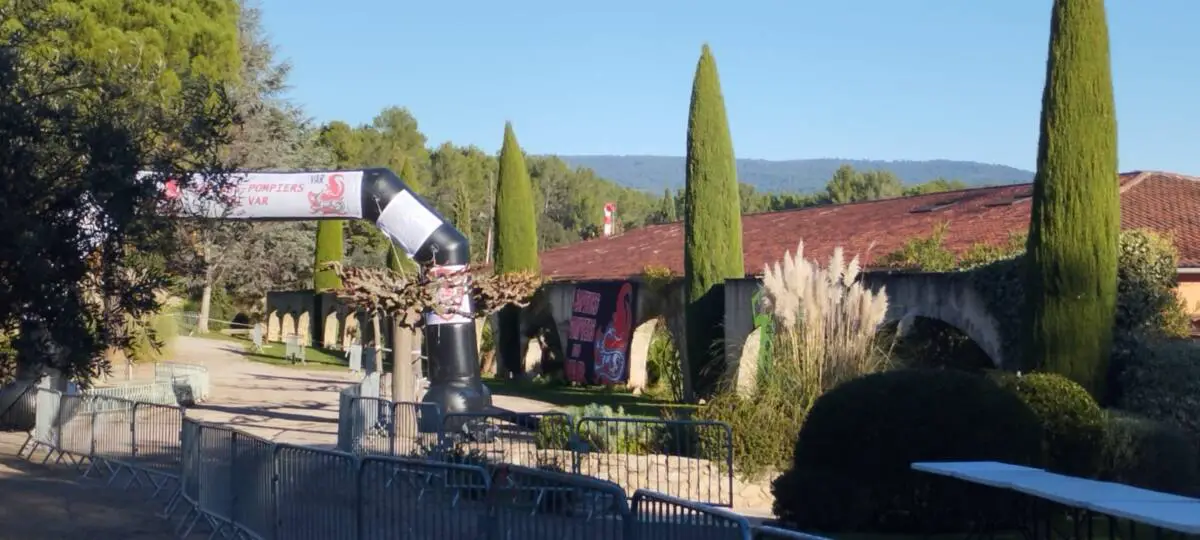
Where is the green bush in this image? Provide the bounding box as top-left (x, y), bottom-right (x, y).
top-left (127, 311), bottom-right (179, 363)
top-left (1117, 336), bottom-right (1200, 438)
top-left (990, 372), bottom-right (1105, 477)
top-left (772, 369), bottom-right (1041, 533)
top-left (1099, 411), bottom-right (1200, 495)
top-left (693, 389), bottom-right (801, 480)
top-left (645, 324), bottom-right (683, 402)
top-left (535, 404), bottom-right (655, 454)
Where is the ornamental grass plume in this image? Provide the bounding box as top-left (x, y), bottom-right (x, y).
top-left (760, 242), bottom-right (891, 401)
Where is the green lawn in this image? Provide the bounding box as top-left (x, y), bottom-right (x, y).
top-left (191, 332), bottom-right (355, 371)
top-left (191, 332), bottom-right (689, 416)
top-left (482, 376), bottom-right (695, 418)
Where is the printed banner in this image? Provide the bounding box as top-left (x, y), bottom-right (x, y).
top-left (564, 281), bottom-right (638, 385)
top-left (159, 171), bottom-right (365, 219)
top-left (425, 265), bottom-right (473, 326)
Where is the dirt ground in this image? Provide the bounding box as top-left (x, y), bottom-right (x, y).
top-left (108, 336), bottom-right (557, 448)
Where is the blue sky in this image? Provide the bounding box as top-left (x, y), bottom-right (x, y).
top-left (259, 0), bottom-right (1198, 174)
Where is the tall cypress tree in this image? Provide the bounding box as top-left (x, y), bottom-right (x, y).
top-left (684, 44), bottom-right (744, 398)
top-left (493, 122), bottom-right (539, 375)
top-left (659, 188), bottom-right (677, 223)
top-left (313, 220), bottom-right (344, 292)
top-left (1024, 0), bottom-right (1119, 399)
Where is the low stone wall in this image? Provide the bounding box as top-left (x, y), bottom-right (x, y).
top-left (451, 443), bottom-right (775, 511)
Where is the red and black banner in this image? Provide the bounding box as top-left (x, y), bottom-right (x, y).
top-left (564, 281), bottom-right (638, 385)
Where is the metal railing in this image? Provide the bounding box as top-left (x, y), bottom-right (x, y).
top-left (84, 380), bottom-right (177, 406)
top-left (20, 388), bottom-right (185, 499)
top-left (340, 399), bottom-right (737, 507)
top-left (17, 387), bottom-right (828, 540)
top-left (154, 362), bottom-right (210, 404)
top-left (0, 379), bottom-right (36, 431)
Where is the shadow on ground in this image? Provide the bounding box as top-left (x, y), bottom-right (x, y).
top-left (0, 432), bottom-right (193, 540)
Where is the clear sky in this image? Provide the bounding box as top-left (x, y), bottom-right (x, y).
top-left (258, 0), bottom-right (1199, 174)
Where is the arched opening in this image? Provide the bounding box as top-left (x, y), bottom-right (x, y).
top-left (883, 316), bottom-right (995, 372)
top-left (231, 312), bottom-right (251, 329)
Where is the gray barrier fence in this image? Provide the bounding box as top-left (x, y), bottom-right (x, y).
top-left (338, 399), bottom-right (737, 507)
top-left (14, 380), bottom-right (826, 539)
top-left (154, 362), bottom-right (211, 405)
top-left (20, 388), bottom-right (185, 499)
top-left (0, 379), bottom-right (36, 431)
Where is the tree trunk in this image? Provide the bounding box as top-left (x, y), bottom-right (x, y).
top-left (391, 321), bottom-right (415, 403)
top-left (198, 281), bottom-right (213, 334)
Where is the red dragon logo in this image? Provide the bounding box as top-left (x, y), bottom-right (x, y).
top-left (308, 173), bottom-right (347, 215)
top-left (593, 283), bottom-right (634, 384)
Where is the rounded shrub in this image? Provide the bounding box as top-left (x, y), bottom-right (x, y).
top-left (1117, 336), bottom-right (1200, 438)
top-left (1099, 411), bottom-right (1199, 495)
top-left (693, 390), bottom-right (802, 480)
top-left (772, 369), bottom-right (1041, 534)
top-left (989, 372), bottom-right (1105, 477)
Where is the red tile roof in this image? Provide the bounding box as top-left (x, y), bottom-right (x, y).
top-left (538, 171), bottom-right (1200, 282)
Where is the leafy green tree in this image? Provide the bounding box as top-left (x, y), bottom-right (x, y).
top-left (684, 44), bottom-right (744, 399)
top-left (181, 2), bottom-right (330, 331)
top-left (826, 165), bottom-right (904, 203)
top-left (493, 123), bottom-right (539, 375)
top-left (0, 2), bottom-right (239, 382)
top-left (904, 178), bottom-right (969, 196)
top-left (1024, 0), bottom-right (1120, 399)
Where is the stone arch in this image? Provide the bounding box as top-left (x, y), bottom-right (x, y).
top-left (323, 311), bottom-right (340, 349)
top-left (297, 311), bottom-right (311, 345)
top-left (267, 311), bottom-right (281, 342)
top-left (342, 312), bottom-right (361, 350)
top-left (281, 312), bottom-right (296, 340)
top-left (881, 315), bottom-right (995, 371)
top-left (626, 319), bottom-right (658, 391)
top-left (871, 272), bottom-right (1006, 368)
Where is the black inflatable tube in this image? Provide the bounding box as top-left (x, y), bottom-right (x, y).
top-left (358, 168), bottom-right (492, 421)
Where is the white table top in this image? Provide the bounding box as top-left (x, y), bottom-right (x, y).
top-left (1086, 501), bottom-right (1200, 535)
top-left (912, 461), bottom-right (1200, 534)
top-left (911, 461), bottom-right (1042, 477)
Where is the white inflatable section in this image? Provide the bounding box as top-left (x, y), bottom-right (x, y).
top-left (154, 170), bottom-right (365, 220)
top-left (375, 190), bottom-right (443, 256)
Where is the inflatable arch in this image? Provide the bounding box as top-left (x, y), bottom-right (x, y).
top-left (162, 168), bottom-right (491, 415)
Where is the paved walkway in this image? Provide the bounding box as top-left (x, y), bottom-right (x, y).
top-left (0, 335), bottom-right (561, 538)
top-left (0, 432), bottom-right (199, 540)
top-left (104, 336), bottom-right (558, 448)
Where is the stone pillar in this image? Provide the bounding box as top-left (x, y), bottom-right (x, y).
top-left (626, 319), bottom-right (656, 392)
top-left (522, 335), bottom-right (543, 377)
top-left (267, 312), bottom-right (281, 342)
top-left (725, 327), bottom-right (761, 397)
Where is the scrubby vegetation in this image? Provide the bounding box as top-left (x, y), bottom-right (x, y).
top-left (695, 243), bottom-right (891, 480)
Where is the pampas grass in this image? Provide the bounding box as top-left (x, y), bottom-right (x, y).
top-left (760, 241), bottom-right (890, 403)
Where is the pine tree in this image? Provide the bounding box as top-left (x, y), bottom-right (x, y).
top-left (313, 220), bottom-right (344, 292)
top-left (493, 122), bottom-right (539, 274)
top-left (684, 44), bottom-right (744, 398)
top-left (493, 122), bottom-right (539, 376)
top-left (1024, 0), bottom-right (1119, 399)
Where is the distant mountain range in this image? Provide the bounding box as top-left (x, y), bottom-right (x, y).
top-left (556, 155), bottom-right (1035, 193)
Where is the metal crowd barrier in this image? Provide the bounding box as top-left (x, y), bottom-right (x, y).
top-left (155, 362), bottom-right (211, 404)
top-left (15, 387), bottom-right (827, 540)
top-left (18, 388), bottom-right (185, 500)
top-left (85, 380), bottom-right (177, 406)
top-left (341, 400), bottom-right (737, 507)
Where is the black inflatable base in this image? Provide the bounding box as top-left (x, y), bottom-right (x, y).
top-left (419, 379), bottom-right (492, 433)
